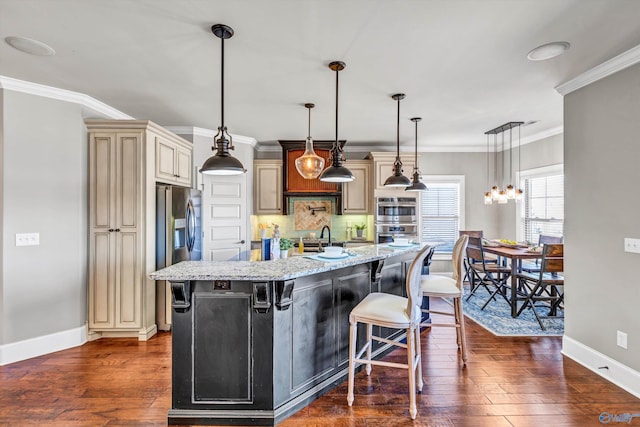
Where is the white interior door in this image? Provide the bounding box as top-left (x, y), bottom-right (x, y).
top-left (202, 174), bottom-right (249, 261)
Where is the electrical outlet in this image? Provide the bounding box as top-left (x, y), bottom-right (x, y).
top-left (15, 233), bottom-right (40, 246)
top-left (624, 238), bottom-right (640, 253)
top-left (617, 330), bottom-right (628, 349)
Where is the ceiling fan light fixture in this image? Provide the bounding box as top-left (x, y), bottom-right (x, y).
top-left (200, 24), bottom-right (247, 176)
top-left (295, 103), bottom-right (325, 179)
top-left (319, 61), bottom-right (354, 183)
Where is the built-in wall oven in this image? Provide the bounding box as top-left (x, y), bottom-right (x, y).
top-left (375, 196), bottom-right (419, 243)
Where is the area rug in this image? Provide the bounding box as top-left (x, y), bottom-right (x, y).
top-left (455, 285), bottom-right (564, 337)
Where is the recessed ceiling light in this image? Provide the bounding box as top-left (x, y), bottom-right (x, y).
top-left (527, 41), bottom-right (570, 61)
top-left (5, 36), bottom-right (55, 56)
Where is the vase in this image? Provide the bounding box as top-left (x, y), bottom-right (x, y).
top-left (281, 249), bottom-right (289, 259)
top-left (356, 229), bottom-right (363, 238)
top-left (260, 229), bottom-right (267, 239)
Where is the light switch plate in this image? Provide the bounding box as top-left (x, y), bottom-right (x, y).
top-left (624, 238), bottom-right (640, 253)
top-left (15, 232), bottom-right (40, 246)
top-left (617, 330), bottom-right (628, 349)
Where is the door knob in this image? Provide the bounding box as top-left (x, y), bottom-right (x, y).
top-left (237, 240), bottom-right (245, 244)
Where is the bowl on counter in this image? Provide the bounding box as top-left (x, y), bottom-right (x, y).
top-left (393, 238), bottom-right (409, 246)
top-left (322, 246), bottom-right (344, 257)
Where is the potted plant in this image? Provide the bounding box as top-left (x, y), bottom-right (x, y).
top-left (355, 223), bottom-right (367, 238)
top-left (279, 237), bottom-right (294, 258)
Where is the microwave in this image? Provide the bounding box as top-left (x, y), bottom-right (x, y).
top-left (375, 197), bottom-right (417, 223)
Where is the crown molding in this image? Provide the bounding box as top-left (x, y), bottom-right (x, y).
top-left (165, 126), bottom-right (257, 147)
top-left (555, 44), bottom-right (640, 95)
top-left (0, 75), bottom-right (133, 119)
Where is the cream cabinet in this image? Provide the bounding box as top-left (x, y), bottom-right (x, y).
top-left (368, 152), bottom-right (418, 190)
top-left (342, 160), bottom-right (372, 214)
top-left (87, 120), bottom-right (192, 341)
top-left (155, 134), bottom-right (192, 186)
top-left (254, 160), bottom-right (282, 214)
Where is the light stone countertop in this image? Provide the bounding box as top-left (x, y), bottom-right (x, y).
top-left (149, 243), bottom-right (427, 282)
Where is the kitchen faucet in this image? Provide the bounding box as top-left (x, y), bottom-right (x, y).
top-left (320, 225), bottom-right (331, 250)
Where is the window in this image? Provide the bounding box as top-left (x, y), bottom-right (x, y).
top-left (518, 165), bottom-right (564, 244)
top-left (420, 176), bottom-right (465, 254)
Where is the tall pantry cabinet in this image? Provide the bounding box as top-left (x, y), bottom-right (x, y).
top-left (86, 119), bottom-right (192, 341)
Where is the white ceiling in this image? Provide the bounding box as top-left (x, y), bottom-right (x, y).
top-left (2, 0), bottom-right (640, 151)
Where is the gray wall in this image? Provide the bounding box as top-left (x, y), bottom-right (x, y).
top-left (564, 63), bottom-right (640, 371)
top-left (1, 90), bottom-right (88, 344)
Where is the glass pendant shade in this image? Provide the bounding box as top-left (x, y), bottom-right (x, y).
top-left (491, 185), bottom-right (499, 201)
top-left (295, 137), bottom-right (325, 179)
top-left (498, 190), bottom-right (508, 204)
top-left (506, 184), bottom-right (516, 199)
top-left (515, 188), bottom-right (524, 202)
top-left (484, 192), bottom-right (493, 205)
top-left (200, 24), bottom-right (246, 176)
top-left (319, 61), bottom-right (354, 183)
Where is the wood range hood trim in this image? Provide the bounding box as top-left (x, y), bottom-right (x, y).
top-left (279, 140), bottom-right (346, 215)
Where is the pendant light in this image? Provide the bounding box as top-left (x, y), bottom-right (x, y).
top-left (515, 123), bottom-right (524, 201)
top-left (384, 93), bottom-right (411, 187)
top-left (200, 24), bottom-right (246, 176)
top-left (484, 133), bottom-right (493, 204)
top-left (506, 127), bottom-right (516, 199)
top-left (319, 61), bottom-right (354, 183)
top-left (484, 122), bottom-right (524, 205)
top-left (491, 133), bottom-right (499, 200)
top-left (405, 117), bottom-right (427, 192)
top-left (295, 103), bottom-right (325, 179)
top-left (498, 131), bottom-right (508, 204)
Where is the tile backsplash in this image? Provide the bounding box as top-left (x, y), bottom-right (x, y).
top-left (252, 212), bottom-right (373, 241)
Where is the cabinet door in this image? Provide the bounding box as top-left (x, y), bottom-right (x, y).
top-left (89, 231), bottom-right (115, 328)
top-left (254, 161), bottom-right (282, 214)
top-left (115, 230), bottom-right (141, 328)
top-left (175, 145), bottom-right (192, 186)
top-left (342, 161), bottom-right (371, 214)
top-left (156, 136), bottom-right (178, 182)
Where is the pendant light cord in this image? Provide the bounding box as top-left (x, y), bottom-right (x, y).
top-left (220, 36), bottom-right (225, 129)
top-left (509, 128), bottom-right (513, 184)
top-left (396, 97), bottom-right (400, 161)
top-left (308, 105), bottom-right (311, 138)
top-left (335, 67), bottom-right (339, 147)
top-left (414, 120), bottom-right (418, 167)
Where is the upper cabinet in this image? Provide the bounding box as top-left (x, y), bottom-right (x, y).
top-left (155, 134), bottom-right (192, 186)
top-left (254, 160), bottom-right (283, 214)
top-left (342, 160), bottom-right (372, 214)
top-left (368, 152), bottom-right (418, 190)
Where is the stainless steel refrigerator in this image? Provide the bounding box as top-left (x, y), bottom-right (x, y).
top-left (155, 184), bottom-right (202, 330)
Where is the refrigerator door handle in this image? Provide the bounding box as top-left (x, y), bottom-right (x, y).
top-left (186, 199), bottom-right (196, 252)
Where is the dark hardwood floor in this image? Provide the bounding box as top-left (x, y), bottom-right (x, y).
top-left (2, 299), bottom-right (638, 426)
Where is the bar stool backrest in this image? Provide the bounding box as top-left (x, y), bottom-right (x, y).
top-left (405, 244), bottom-right (433, 324)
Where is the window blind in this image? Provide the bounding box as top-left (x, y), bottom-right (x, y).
top-left (421, 182), bottom-right (460, 253)
top-left (520, 173), bottom-right (564, 244)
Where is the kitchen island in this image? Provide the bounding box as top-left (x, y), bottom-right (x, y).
top-left (150, 243), bottom-right (426, 426)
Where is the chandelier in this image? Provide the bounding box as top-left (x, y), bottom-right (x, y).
top-left (484, 121), bottom-right (524, 205)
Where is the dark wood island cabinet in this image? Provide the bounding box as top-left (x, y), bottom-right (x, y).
top-left (150, 244), bottom-right (424, 426)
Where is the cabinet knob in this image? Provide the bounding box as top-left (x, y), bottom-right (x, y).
top-left (115, 228), bottom-right (120, 232)
top-left (108, 228), bottom-right (114, 232)
top-left (237, 240), bottom-right (245, 244)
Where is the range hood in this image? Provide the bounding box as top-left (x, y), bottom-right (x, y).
top-left (279, 140), bottom-right (346, 215)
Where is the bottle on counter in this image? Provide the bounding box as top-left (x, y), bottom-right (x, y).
top-left (299, 237), bottom-right (304, 253)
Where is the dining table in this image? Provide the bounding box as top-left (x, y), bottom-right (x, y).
top-left (482, 244), bottom-right (543, 317)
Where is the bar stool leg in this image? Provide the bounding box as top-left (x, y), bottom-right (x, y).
top-left (347, 321), bottom-right (357, 406)
top-left (365, 323), bottom-right (372, 375)
top-left (406, 326), bottom-right (417, 419)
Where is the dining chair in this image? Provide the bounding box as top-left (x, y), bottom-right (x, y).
top-left (459, 230), bottom-right (483, 284)
top-left (465, 236), bottom-right (511, 310)
top-left (347, 244), bottom-right (432, 419)
top-left (521, 234), bottom-right (563, 273)
top-left (420, 235), bottom-right (469, 364)
top-left (515, 243), bottom-right (564, 330)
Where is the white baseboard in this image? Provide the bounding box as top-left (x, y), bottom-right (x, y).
top-left (562, 335), bottom-right (640, 399)
top-left (0, 325), bottom-right (87, 366)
